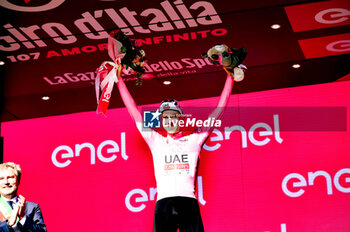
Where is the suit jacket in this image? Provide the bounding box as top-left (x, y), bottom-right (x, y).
top-left (0, 200), bottom-right (47, 232)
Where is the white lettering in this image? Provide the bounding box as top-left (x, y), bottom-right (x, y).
top-left (51, 133), bottom-right (127, 168)
top-left (186, 118), bottom-right (196, 127)
top-left (41, 22), bottom-right (77, 44)
top-left (43, 72), bottom-right (95, 86)
top-left (0, 1), bottom-right (223, 51)
top-left (96, 140), bottom-right (118, 163)
top-left (203, 129), bottom-right (223, 151)
top-left (74, 11), bottom-right (109, 40)
top-left (141, 8), bottom-right (174, 32)
top-left (3, 24), bottom-right (34, 49)
top-left (190, 1), bottom-right (222, 25)
top-left (149, 187), bottom-right (157, 201)
top-left (0, 36), bottom-right (20, 51)
top-left (125, 176), bottom-right (205, 212)
top-left (196, 119), bottom-right (203, 127)
top-left (334, 168), bottom-right (350, 193)
top-left (197, 176), bottom-right (206, 205)
top-left (204, 114), bottom-right (283, 151)
top-left (19, 25), bottom-right (47, 48)
top-left (326, 40), bottom-right (350, 52)
top-left (225, 125), bottom-right (247, 148)
top-left (282, 173), bottom-right (307, 197)
top-left (75, 143), bottom-right (96, 165)
top-left (274, 114), bottom-right (283, 144)
top-left (120, 7), bottom-right (151, 34)
top-left (51, 145), bottom-right (74, 168)
top-left (121, 132), bottom-right (128, 160)
top-left (249, 123), bottom-right (273, 146)
top-left (125, 189), bottom-right (148, 212)
top-left (282, 168), bottom-right (350, 197)
top-left (308, 171), bottom-right (333, 195)
top-left (315, 8), bottom-right (350, 24)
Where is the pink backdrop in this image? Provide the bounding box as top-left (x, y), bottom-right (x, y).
top-left (1, 80), bottom-right (350, 232)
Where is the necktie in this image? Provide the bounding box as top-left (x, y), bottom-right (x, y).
top-left (7, 201), bottom-right (13, 209)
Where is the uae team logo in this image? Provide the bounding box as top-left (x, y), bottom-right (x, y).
top-left (143, 110), bottom-right (161, 128)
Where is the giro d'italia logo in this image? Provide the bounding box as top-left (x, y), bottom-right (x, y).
top-left (143, 110), bottom-right (161, 128)
top-left (0, 0), bottom-right (66, 12)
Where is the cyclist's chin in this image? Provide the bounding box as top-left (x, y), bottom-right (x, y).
top-left (164, 126), bottom-right (179, 134)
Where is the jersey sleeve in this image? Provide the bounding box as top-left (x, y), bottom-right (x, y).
top-left (193, 127), bottom-right (211, 147)
top-left (135, 122), bottom-right (162, 147)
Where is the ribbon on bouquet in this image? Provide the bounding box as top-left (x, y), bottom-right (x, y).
top-left (95, 30), bottom-right (126, 115)
top-left (95, 61), bottom-right (122, 115)
top-left (95, 29), bottom-right (149, 115)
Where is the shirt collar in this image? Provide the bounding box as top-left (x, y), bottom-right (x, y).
top-left (9, 196), bottom-right (18, 203)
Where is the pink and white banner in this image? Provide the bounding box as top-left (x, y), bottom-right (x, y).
top-left (1, 80), bottom-right (350, 232)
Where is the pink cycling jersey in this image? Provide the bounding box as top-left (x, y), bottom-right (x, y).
top-left (116, 69), bottom-right (234, 201)
top-left (136, 123), bottom-right (209, 200)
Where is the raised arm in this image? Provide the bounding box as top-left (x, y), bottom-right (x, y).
top-left (212, 72), bottom-right (234, 116)
top-left (116, 65), bottom-right (142, 124)
top-left (199, 45), bottom-right (246, 128)
top-left (201, 70), bottom-right (234, 134)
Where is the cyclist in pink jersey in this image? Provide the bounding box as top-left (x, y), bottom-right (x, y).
top-left (116, 60), bottom-right (242, 232)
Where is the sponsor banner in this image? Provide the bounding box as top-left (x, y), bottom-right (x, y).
top-left (1, 80), bottom-right (350, 231)
top-left (141, 106), bottom-right (347, 131)
top-left (298, 33), bottom-right (350, 58)
top-left (0, 0), bottom-right (308, 96)
top-left (285, 0), bottom-right (350, 32)
top-left (236, 81), bottom-right (350, 232)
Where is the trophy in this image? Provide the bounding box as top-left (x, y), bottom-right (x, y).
top-left (202, 44), bottom-right (247, 82)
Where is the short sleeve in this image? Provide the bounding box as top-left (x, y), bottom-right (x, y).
top-left (135, 122), bottom-right (162, 147)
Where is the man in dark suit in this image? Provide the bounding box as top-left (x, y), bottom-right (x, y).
top-left (0, 162), bottom-right (47, 232)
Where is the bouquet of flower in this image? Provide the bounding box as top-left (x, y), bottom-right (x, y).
top-left (108, 29), bottom-right (147, 82)
top-left (95, 30), bottom-right (148, 115)
top-left (202, 44), bottom-right (247, 82)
